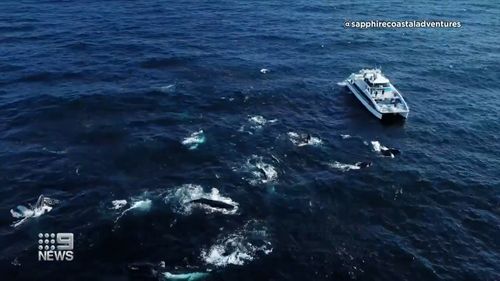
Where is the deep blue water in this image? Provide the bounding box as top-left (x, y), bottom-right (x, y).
top-left (0, 0), bottom-right (499, 280)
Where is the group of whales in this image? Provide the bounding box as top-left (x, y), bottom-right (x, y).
top-left (8, 115), bottom-right (402, 280)
top-left (179, 125), bottom-right (402, 206)
top-left (123, 132), bottom-right (403, 280)
top-left (10, 129), bottom-right (401, 227)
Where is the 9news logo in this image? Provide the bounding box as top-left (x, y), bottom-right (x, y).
top-left (37, 233), bottom-right (74, 261)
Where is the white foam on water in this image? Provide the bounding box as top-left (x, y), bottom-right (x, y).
top-left (249, 115), bottom-right (266, 125)
top-left (340, 134), bottom-right (352, 139)
top-left (370, 141), bottom-right (385, 152)
top-left (200, 220), bottom-right (272, 267)
top-left (182, 130), bottom-right (205, 150)
top-left (11, 258), bottom-right (21, 267)
top-left (111, 199), bottom-right (128, 210)
top-left (164, 184), bottom-right (238, 215)
top-left (329, 161), bottom-right (361, 172)
top-left (260, 68), bottom-right (269, 74)
top-left (158, 84), bottom-right (176, 93)
top-left (337, 81), bottom-right (347, 86)
top-left (270, 154), bottom-right (280, 163)
top-left (288, 132), bottom-right (322, 147)
top-left (202, 241), bottom-right (252, 266)
top-left (370, 140), bottom-right (394, 158)
top-left (163, 271), bottom-right (209, 281)
top-left (243, 155), bottom-right (278, 185)
top-left (10, 195), bottom-right (58, 227)
top-left (240, 115), bottom-right (278, 132)
top-left (130, 199), bottom-right (152, 211)
top-left (238, 125), bottom-right (253, 135)
top-left (42, 147), bottom-right (67, 155)
top-left (114, 198), bottom-right (152, 223)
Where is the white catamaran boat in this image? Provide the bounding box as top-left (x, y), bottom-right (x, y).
top-left (343, 69), bottom-right (409, 121)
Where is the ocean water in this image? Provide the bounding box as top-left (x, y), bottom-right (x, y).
top-left (0, 0), bottom-right (499, 280)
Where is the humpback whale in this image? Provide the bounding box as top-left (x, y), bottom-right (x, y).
top-left (127, 263), bottom-right (159, 281)
top-left (296, 133), bottom-right (312, 146)
top-left (164, 272), bottom-right (209, 281)
top-left (33, 194), bottom-right (58, 210)
top-left (127, 262), bottom-right (208, 281)
top-left (304, 134), bottom-right (312, 142)
top-left (189, 198), bottom-right (236, 210)
top-left (380, 148), bottom-right (401, 157)
top-left (287, 131), bottom-right (322, 147)
top-left (370, 141), bottom-right (401, 158)
top-left (10, 194), bottom-right (59, 227)
top-left (355, 161), bottom-right (372, 168)
top-left (257, 167), bottom-right (269, 180)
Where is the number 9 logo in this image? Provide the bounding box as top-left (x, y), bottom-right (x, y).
top-left (56, 233), bottom-right (74, 250)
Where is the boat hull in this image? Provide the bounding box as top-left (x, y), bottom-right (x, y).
top-left (381, 112), bottom-right (408, 122)
top-left (345, 81), bottom-right (408, 121)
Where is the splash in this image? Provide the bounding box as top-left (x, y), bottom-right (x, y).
top-left (329, 161), bottom-right (361, 172)
top-left (114, 198), bottom-right (152, 223)
top-left (241, 155), bottom-right (278, 185)
top-left (163, 272), bottom-right (209, 281)
top-left (10, 195), bottom-right (59, 227)
top-left (239, 115), bottom-right (278, 132)
top-left (249, 115), bottom-right (266, 125)
top-left (200, 220), bottom-right (272, 267)
top-left (288, 132), bottom-right (322, 147)
top-left (127, 199), bottom-right (151, 211)
top-left (260, 68), bottom-right (270, 74)
top-left (329, 161), bottom-right (371, 172)
top-left (111, 199), bottom-right (128, 210)
top-left (182, 130), bottom-right (205, 150)
top-left (111, 200), bottom-right (127, 210)
top-left (370, 141), bottom-right (400, 158)
top-left (370, 141), bottom-right (385, 153)
top-left (159, 84), bottom-right (176, 93)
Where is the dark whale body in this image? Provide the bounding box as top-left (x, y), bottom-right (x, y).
top-left (356, 161), bottom-right (372, 168)
top-left (189, 198), bottom-right (235, 210)
top-left (380, 148), bottom-right (401, 157)
top-left (127, 263), bottom-right (159, 281)
top-left (257, 167), bottom-right (269, 179)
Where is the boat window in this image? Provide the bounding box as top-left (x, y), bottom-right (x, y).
top-left (364, 78), bottom-right (374, 86)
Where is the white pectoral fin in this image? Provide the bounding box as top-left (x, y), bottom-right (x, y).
top-left (10, 208), bottom-right (23, 218)
top-left (11, 217), bottom-right (29, 228)
top-left (11, 205), bottom-right (34, 218)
